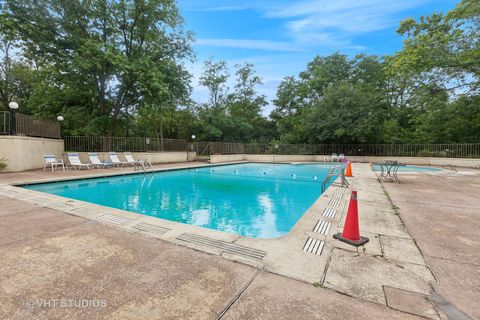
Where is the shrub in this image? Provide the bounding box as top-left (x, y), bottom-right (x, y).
top-left (0, 158), bottom-right (7, 172)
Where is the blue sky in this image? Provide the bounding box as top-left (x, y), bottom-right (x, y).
top-left (178, 0), bottom-right (459, 115)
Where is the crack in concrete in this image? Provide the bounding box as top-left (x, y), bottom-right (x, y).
top-left (215, 268), bottom-right (262, 320)
top-left (429, 291), bottom-right (472, 320)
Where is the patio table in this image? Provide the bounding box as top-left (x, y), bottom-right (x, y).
top-left (375, 160), bottom-right (406, 183)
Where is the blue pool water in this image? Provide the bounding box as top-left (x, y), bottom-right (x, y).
top-left (24, 163), bottom-right (335, 238)
top-left (372, 164), bottom-right (442, 172)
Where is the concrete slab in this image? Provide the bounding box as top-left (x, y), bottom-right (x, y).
top-left (0, 201), bottom-right (84, 245)
top-left (383, 171), bottom-right (480, 319)
top-left (340, 202), bottom-right (411, 238)
top-left (333, 231), bottom-right (383, 257)
top-left (222, 271), bottom-right (424, 320)
top-left (381, 236), bottom-right (427, 265)
top-left (324, 248), bottom-right (432, 304)
top-left (428, 257), bottom-right (480, 320)
top-left (384, 286), bottom-right (439, 319)
top-left (0, 221), bottom-right (257, 320)
top-left (0, 196), bottom-right (42, 216)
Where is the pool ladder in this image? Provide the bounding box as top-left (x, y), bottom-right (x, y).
top-left (321, 165), bottom-right (349, 192)
top-left (134, 159), bottom-right (153, 173)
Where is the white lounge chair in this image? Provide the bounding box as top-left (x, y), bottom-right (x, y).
top-left (88, 152), bottom-right (113, 169)
top-left (43, 154), bottom-right (65, 171)
top-left (331, 153), bottom-right (339, 162)
top-left (108, 152), bottom-right (127, 167)
top-left (338, 153), bottom-right (345, 162)
top-left (124, 152), bottom-right (141, 166)
top-left (67, 153), bottom-right (91, 170)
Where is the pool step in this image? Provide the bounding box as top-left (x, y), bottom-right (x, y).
top-left (132, 222), bottom-right (170, 236)
top-left (303, 237), bottom-right (325, 256)
top-left (176, 233), bottom-right (266, 260)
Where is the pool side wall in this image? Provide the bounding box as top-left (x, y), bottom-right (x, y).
top-left (210, 154), bottom-right (480, 168)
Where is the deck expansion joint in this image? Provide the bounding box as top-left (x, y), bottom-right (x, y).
top-left (98, 214), bottom-right (131, 225)
top-left (313, 220), bottom-right (331, 235)
top-left (303, 237), bottom-right (325, 255)
top-left (176, 233), bottom-right (266, 260)
top-left (132, 222), bottom-right (170, 235)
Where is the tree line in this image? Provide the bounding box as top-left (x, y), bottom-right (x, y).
top-left (0, 0), bottom-right (479, 143)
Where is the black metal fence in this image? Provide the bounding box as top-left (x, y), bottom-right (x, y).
top-left (0, 111), bottom-right (61, 139)
top-left (197, 142), bottom-right (480, 158)
top-left (64, 136), bottom-right (187, 152)
top-left (63, 136), bottom-right (480, 158)
top-left (0, 111), bottom-right (9, 134)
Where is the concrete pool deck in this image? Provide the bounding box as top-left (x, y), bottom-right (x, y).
top-left (0, 161), bottom-right (479, 319)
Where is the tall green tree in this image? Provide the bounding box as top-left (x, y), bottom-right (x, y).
top-left (6, 0), bottom-right (192, 134)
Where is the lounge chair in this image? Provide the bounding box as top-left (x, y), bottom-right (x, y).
top-left (338, 153), bottom-right (346, 162)
top-left (331, 153), bottom-right (338, 162)
top-left (108, 152), bottom-right (127, 167)
top-left (124, 152), bottom-right (141, 166)
top-left (43, 154), bottom-right (65, 171)
top-left (88, 152), bottom-right (113, 169)
top-left (67, 153), bottom-right (91, 170)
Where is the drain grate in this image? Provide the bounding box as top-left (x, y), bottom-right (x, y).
top-left (332, 193), bottom-right (343, 199)
top-left (322, 207), bottom-right (337, 219)
top-left (335, 187), bottom-right (347, 193)
top-left (30, 197), bottom-right (52, 205)
top-left (313, 220), bottom-right (331, 235)
top-left (177, 233), bottom-right (266, 260)
top-left (99, 214), bottom-right (131, 225)
top-left (71, 207), bottom-right (94, 216)
top-left (328, 198), bottom-right (341, 207)
top-left (48, 202), bottom-right (74, 210)
top-left (303, 237), bottom-right (325, 255)
top-left (132, 222), bottom-right (170, 235)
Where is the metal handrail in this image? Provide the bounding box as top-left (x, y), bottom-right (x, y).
top-left (321, 165), bottom-right (349, 192)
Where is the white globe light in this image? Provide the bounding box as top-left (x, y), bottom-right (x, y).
top-left (191, 134), bottom-right (196, 140)
top-left (8, 102), bottom-right (19, 110)
top-left (57, 116), bottom-right (64, 122)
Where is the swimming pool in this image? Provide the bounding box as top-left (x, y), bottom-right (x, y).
top-left (24, 163), bottom-right (335, 238)
top-left (371, 164), bottom-right (442, 172)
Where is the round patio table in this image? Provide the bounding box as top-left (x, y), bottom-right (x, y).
top-left (375, 161), bottom-right (406, 183)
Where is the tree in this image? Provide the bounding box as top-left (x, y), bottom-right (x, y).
top-left (6, 0), bottom-right (192, 134)
top-left (196, 60), bottom-right (272, 142)
top-left (391, 0), bottom-right (479, 96)
top-left (272, 54), bottom-right (390, 143)
top-left (199, 59), bottom-right (229, 110)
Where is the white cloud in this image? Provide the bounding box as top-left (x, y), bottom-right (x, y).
top-left (264, 0), bottom-right (433, 45)
top-left (195, 38), bottom-right (302, 52)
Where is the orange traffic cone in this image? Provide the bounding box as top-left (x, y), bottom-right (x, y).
top-left (345, 161), bottom-right (353, 177)
top-left (333, 191), bottom-right (369, 247)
